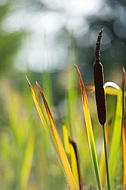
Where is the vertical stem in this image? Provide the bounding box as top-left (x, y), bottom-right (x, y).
top-left (102, 125), bottom-right (110, 190)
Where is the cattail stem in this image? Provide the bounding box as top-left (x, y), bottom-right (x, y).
top-left (102, 125), bottom-right (110, 190)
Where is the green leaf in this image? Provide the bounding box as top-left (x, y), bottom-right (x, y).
top-left (63, 125), bottom-right (81, 190)
top-left (121, 69), bottom-right (126, 189)
top-left (104, 82), bottom-right (122, 188)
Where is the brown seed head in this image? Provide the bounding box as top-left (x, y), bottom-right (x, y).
top-left (94, 29), bottom-right (106, 125)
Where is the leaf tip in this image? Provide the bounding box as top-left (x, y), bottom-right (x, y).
top-left (36, 81), bottom-right (43, 94)
top-left (26, 75), bottom-right (32, 88)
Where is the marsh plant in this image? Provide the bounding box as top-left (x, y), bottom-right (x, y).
top-left (27, 30), bottom-right (126, 190)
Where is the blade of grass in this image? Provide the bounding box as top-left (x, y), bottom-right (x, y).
top-left (26, 76), bottom-right (48, 131)
top-left (75, 65), bottom-right (102, 190)
top-left (104, 82), bottom-right (122, 188)
top-left (64, 91), bottom-right (72, 136)
top-left (102, 124), bottom-right (110, 189)
top-left (7, 89), bottom-right (24, 145)
top-left (122, 117), bottom-right (126, 189)
top-left (122, 109), bottom-right (126, 189)
top-left (19, 128), bottom-right (35, 190)
top-left (99, 119), bottom-right (111, 187)
top-left (63, 125), bottom-right (81, 190)
top-left (36, 82), bottom-right (76, 190)
top-left (12, 122), bottom-right (35, 190)
top-left (121, 68), bottom-right (126, 189)
top-left (69, 138), bottom-right (81, 190)
top-left (62, 124), bottom-right (71, 156)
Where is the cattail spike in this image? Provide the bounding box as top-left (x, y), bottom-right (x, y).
top-left (94, 30), bottom-right (110, 189)
top-left (94, 29), bottom-right (106, 125)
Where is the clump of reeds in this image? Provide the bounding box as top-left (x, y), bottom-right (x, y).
top-left (27, 29), bottom-right (126, 190)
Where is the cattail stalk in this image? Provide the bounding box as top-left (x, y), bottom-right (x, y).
top-left (94, 29), bottom-right (110, 190)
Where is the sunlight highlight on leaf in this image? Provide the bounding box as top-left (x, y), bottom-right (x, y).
top-left (63, 124), bottom-right (71, 156)
top-left (75, 65), bottom-right (102, 190)
top-left (104, 82), bottom-right (120, 96)
top-left (26, 76), bottom-right (48, 130)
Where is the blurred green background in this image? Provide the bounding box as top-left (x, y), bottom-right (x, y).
top-left (0, 0), bottom-right (126, 189)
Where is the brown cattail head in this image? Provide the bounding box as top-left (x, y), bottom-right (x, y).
top-left (94, 29), bottom-right (106, 125)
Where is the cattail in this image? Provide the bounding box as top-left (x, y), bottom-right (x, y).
top-left (94, 29), bottom-right (106, 125)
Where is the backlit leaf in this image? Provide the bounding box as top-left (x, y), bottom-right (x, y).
top-left (75, 65), bottom-right (102, 190)
top-left (36, 82), bottom-right (76, 190)
top-left (104, 82), bottom-right (123, 188)
top-left (121, 68), bottom-right (126, 189)
top-left (63, 125), bottom-right (81, 190)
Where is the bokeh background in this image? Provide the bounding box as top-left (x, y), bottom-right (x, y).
top-left (0, 0), bottom-right (126, 189)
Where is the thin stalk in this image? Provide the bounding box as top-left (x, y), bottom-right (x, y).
top-left (102, 125), bottom-right (110, 190)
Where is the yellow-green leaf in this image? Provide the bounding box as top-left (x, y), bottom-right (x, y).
top-left (69, 138), bottom-right (80, 190)
top-left (63, 124), bottom-right (71, 156)
top-left (104, 82), bottom-right (122, 188)
top-left (121, 69), bottom-right (126, 189)
top-left (20, 129), bottom-right (35, 189)
top-left (63, 125), bottom-right (81, 190)
top-left (75, 65), bottom-right (102, 190)
top-left (36, 82), bottom-right (76, 190)
top-left (26, 76), bottom-right (48, 131)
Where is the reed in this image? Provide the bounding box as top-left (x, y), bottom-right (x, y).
top-left (93, 29), bottom-right (110, 189)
